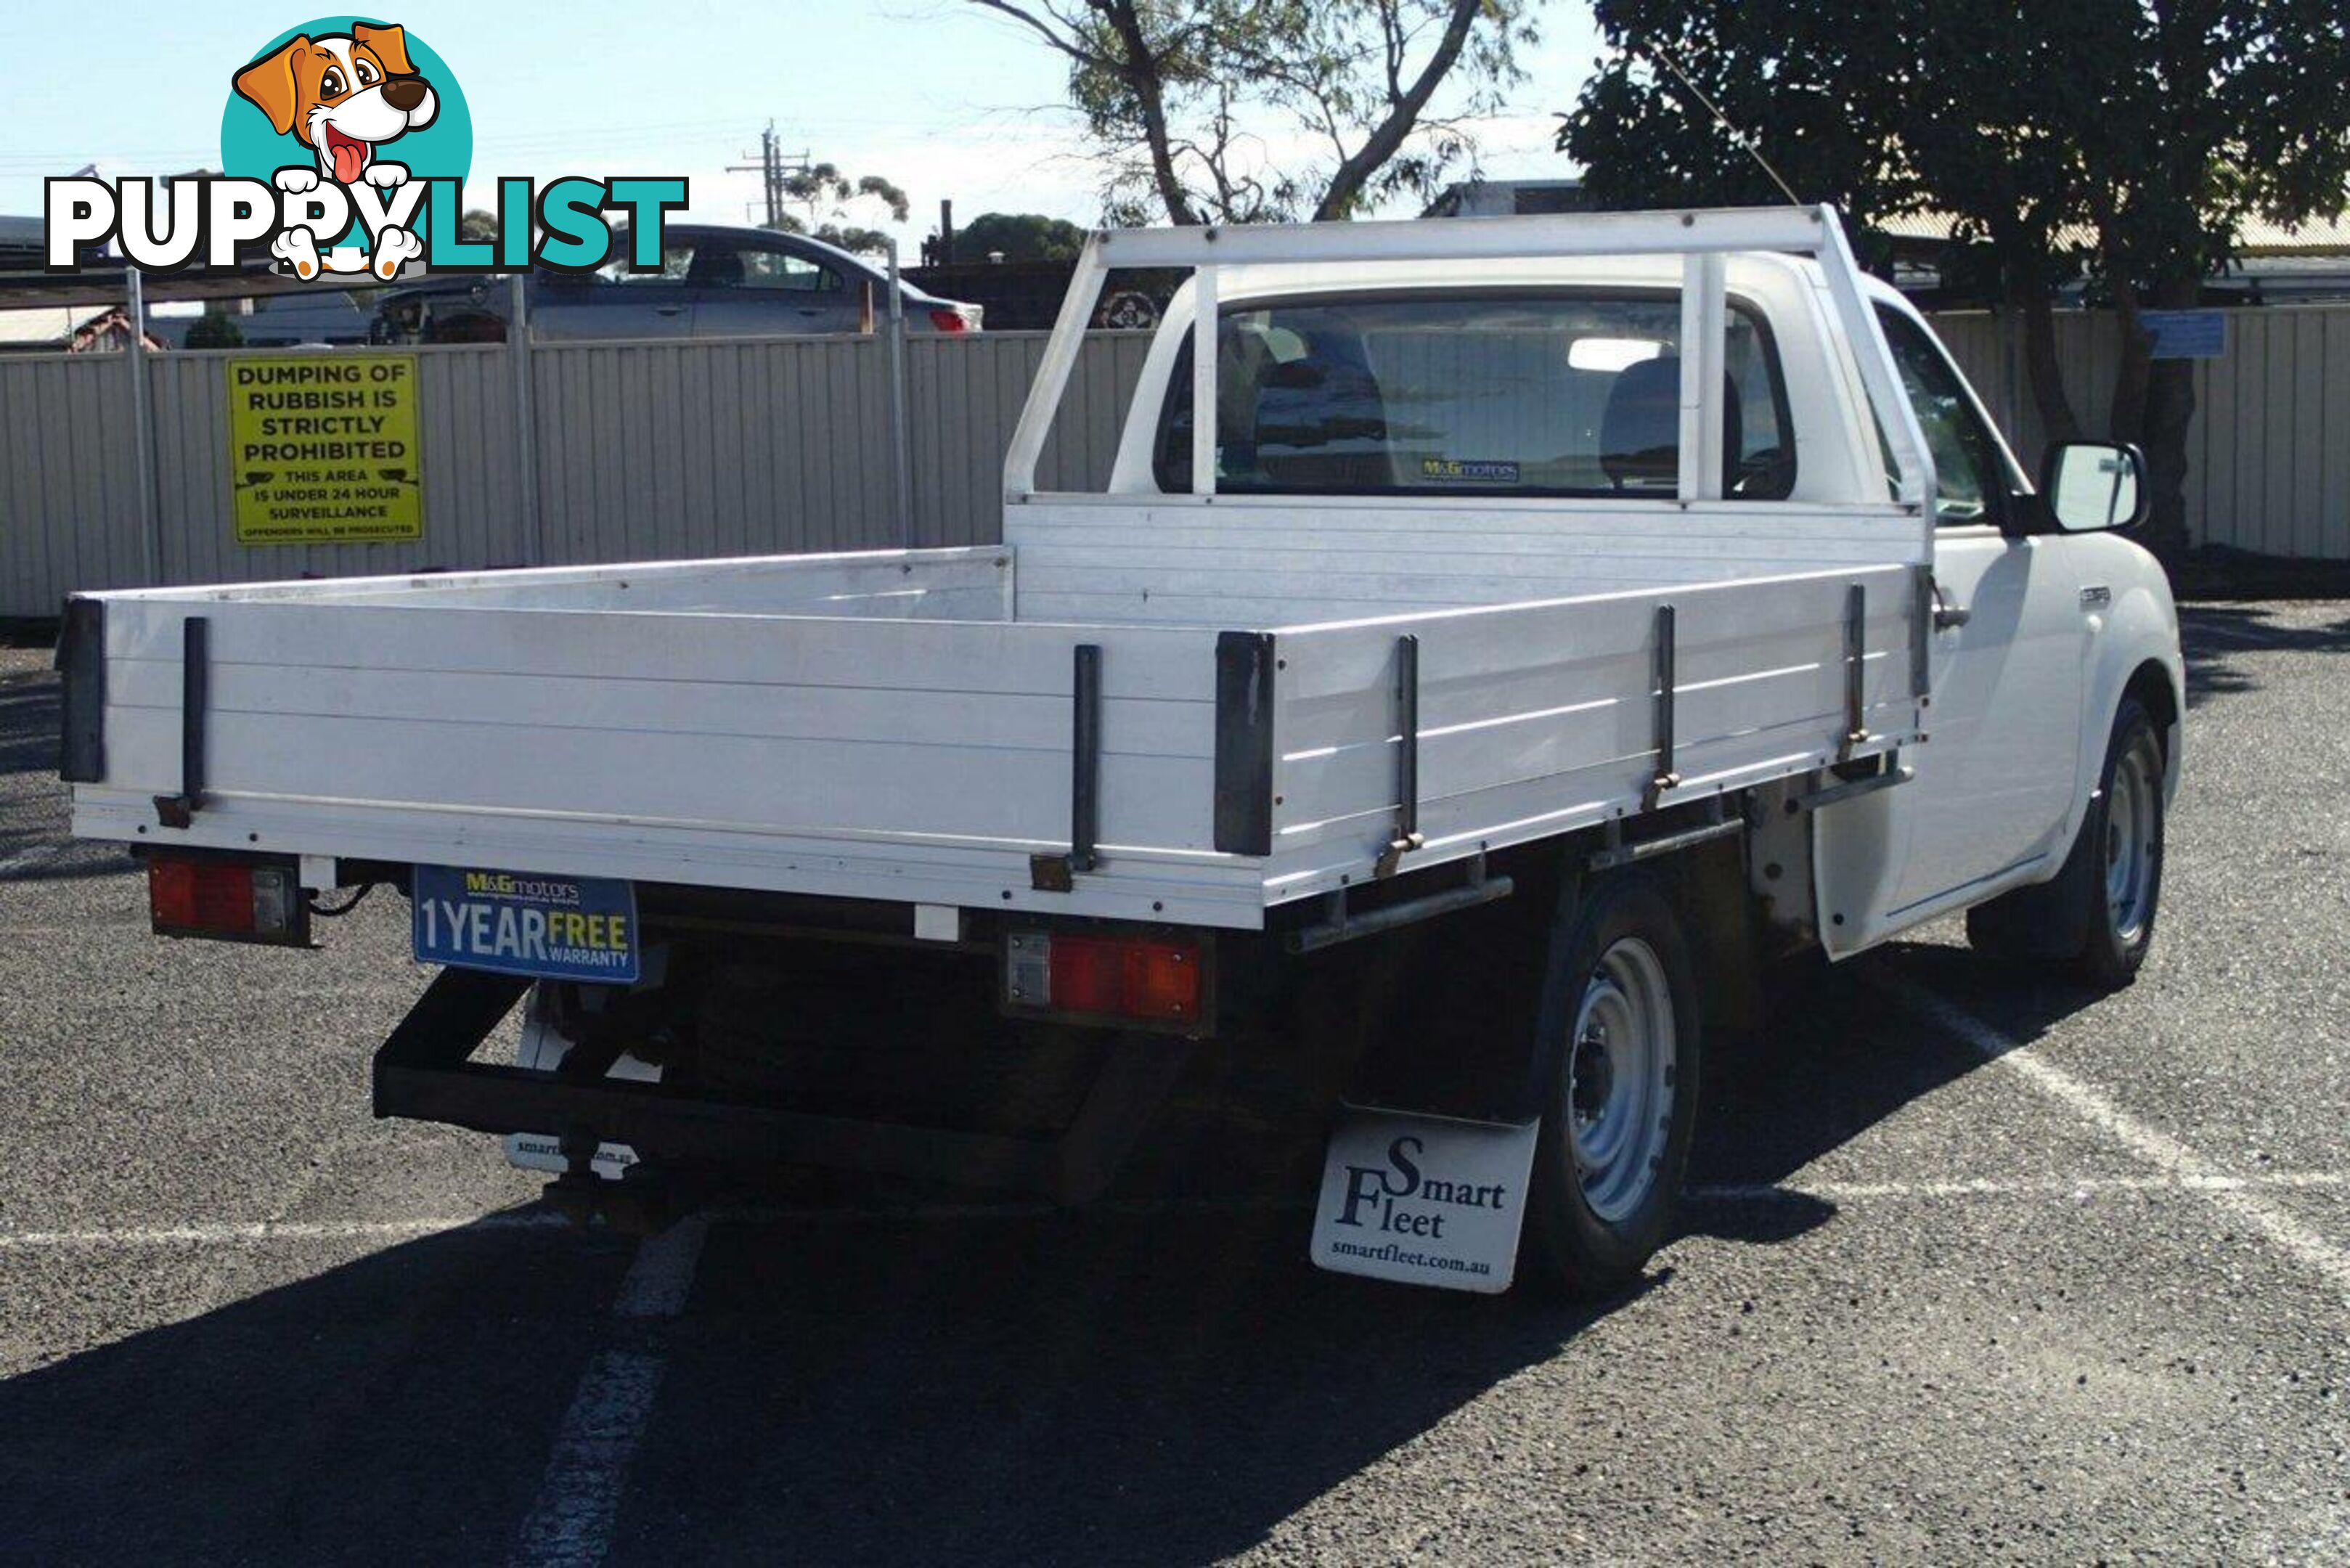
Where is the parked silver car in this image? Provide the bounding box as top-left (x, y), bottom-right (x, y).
top-left (371, 224), bottom-right (982, 343)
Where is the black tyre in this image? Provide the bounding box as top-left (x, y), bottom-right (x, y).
top-left (1521, 873), bottom-right (1702, 1298)
top-left (1965, 696), bottom-right (2165, 989)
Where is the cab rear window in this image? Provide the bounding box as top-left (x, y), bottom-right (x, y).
top-left (1153, 291), bottom-right (1794, 499)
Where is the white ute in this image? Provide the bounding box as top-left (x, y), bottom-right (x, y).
top-left (59, 207), bottom-right (2182, 1294)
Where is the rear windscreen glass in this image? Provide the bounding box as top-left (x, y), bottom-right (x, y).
top-left (1154, 292), bottom-right (1793, 499)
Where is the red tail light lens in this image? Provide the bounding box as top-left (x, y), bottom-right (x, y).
top-left (148, 856), bottom-right (306, 944)
top-left (1004, 931), bottom-right (1203, 1026)
top-left (1044, 934), bottom-right (1125, 1013)
top-left (1124, 943), bottom-right (1201, 1018)
top-left (927, 308), bottom-right (971, 333)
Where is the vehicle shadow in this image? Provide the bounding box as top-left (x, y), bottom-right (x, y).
top-left (0, 1199), bottom-right (1642, 1566)
top-left (0, 947), bottom-right (2041, 1566)
top-left (0, 1222), bottom-right (642, 1566)
top-left (621, 1203), bottom-right (1647, 1565)
top-left (1679, 955), bottom-right (1974, 1241)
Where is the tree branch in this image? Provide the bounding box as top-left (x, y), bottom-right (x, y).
top-left (1311, 0), bottom-right (1483, 220)
top-left (964, 0), bottom-right (1115, 70)
top-left (1092, 0), bottom-right (1202, 224)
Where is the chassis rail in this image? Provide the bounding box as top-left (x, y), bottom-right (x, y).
top-left (372, 967), bottom-right (1191, 1205)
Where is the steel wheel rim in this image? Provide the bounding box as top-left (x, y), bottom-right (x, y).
top-left (2105, 739), bottom-right (2158, 945)
top-left (1564, 936), bottom-right (1676, 1225)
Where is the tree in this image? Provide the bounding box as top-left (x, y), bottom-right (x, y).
top-left (184, 311), bottom-right (245, 349)
top-left (953, 212), bottom-right (1091, 261)
top-left (770, 164), bottom-right (912, 256)
top-left (1561, 1), bottom-right (2350, 560)
top-left (967, 0), bottom-right (1538, 224)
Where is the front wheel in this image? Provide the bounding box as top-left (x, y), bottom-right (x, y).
top-left (2076, 698), bottom-right (2166, 986)
top-left (1521, 873), bottom-right (1702, 1298)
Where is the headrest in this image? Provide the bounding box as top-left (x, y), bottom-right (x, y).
top-left (1599, 356), bottom-right (1745, 490)
top-left (688, 248), bottom-right (743, 286)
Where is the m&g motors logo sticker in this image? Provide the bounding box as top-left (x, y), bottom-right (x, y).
top-left (43, 16), bottom-right (684, 283)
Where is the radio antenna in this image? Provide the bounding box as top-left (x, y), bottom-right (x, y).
top-left (1641, 38), bottom-right (1805, 208)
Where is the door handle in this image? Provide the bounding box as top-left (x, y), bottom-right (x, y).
top-left (653, 305), bottom-right (685, 317)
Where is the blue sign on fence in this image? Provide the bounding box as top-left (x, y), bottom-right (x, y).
top-left (2141, 310), bottom-right (2227, 360)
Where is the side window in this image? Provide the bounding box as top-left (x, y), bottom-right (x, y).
top-left (734, 245), bottom-right (843, 292)
top-left (1725, 312), bottom-right (1792, 498)
top-left (1875, 307), bottom-right (2005, 526)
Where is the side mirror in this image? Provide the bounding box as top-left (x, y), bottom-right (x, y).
top-left (2040, 441), bottom-right (2147, 533)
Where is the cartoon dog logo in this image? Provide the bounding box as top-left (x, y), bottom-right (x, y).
top-left (232, 22), bottom-right (436, 279)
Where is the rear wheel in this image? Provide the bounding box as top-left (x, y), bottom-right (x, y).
top-left (1966, 696), bottom-right (2166, 988)
top-left (1522, 873), bottom-right (1702, 1298)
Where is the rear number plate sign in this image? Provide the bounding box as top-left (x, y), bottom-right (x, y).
top-left (412, 865), bottom-right (639, 984)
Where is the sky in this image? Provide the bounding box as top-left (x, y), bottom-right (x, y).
top-left (0, 1), bottom-right (1604, 248)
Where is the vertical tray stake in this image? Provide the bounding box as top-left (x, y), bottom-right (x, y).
top-left (1374, 634), bottom-right (1423, 878)
top-left (154, 614), bottom-right (208, 829)
top-left (1839, 583), bottom-right (1870, 761)
top-left (1909, 563), bottom-right (1933, 701)
top-left (1642, 605), bottom-right (1678, 811)
top-left (1031, 642), bottom-right (1102, 891)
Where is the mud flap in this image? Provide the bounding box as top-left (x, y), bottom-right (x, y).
top-left (1308, 1106), bottom-right (1541, 1294)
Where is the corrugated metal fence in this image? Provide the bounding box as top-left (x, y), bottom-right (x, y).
top-left (4, 307), bottom-right (2346, 618)
top-left (1, 330), bottom-right (1156, 617)
top-left (1935, 306), bottom-right (2350, 563)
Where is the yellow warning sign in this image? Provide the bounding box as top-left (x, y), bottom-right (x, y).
top-left (227, 354), bottom-right (423, 545)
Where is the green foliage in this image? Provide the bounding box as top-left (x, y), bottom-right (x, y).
top-left (953, 212), bottom-right (1090, 261)
top-left (184, 311), bottom-right (245, 349)
top-left (1563, 1), bottom-right (2350, 287)
top-left (1560, 0), bottom-right (2350, 558)
top-left (770, 163), bottom-right (912, 256)
top-left (971, 0), bottom-right (1536, 224)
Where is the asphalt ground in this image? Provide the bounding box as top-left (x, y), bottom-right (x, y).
top-left (1, 603), bottom-right (2345, 1565)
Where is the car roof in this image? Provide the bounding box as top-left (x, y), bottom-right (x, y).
top-left (610, 223), bottom-right (951, 303)
top-left (658, 223), bottom-right (874, 269)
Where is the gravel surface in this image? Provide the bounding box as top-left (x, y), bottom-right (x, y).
top-left (1, 601), bottom-right (2344, 1565)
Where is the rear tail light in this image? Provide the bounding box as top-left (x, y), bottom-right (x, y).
top-left (148, 855), bottom-right (308, 945)
top-left (927, 307), bottom-right (976, 334)
top-left (1003, 931), bottom-right (1204, 1028)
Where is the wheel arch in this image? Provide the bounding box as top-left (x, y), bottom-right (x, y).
top-left (2122, 657), bottom-right (2183, 804)
top-left (2070, 568), bottom-right (2184, 829)
top-left (1324, 820), bottom-right (1754, 1122)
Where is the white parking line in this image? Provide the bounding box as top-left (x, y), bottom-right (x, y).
top-left (1869, 968), bottom-right (2350, 1302)
top-left (1692, 1172), bottom-right (2349, 1203)
top-left (0, 1213), bottom-right (571, 1249)
top-left (7, 1169), bottom-right (2346, 1255)
top-left (509, 1214), bottom-right (709, 1568)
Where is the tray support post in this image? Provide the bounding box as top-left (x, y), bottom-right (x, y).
top-left (1642, 605), bottom-right (1679, 811)
top-left (154, 615), bottom-right (208, 828)
top-left (1374, 634), bottom-right (1424, 878)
